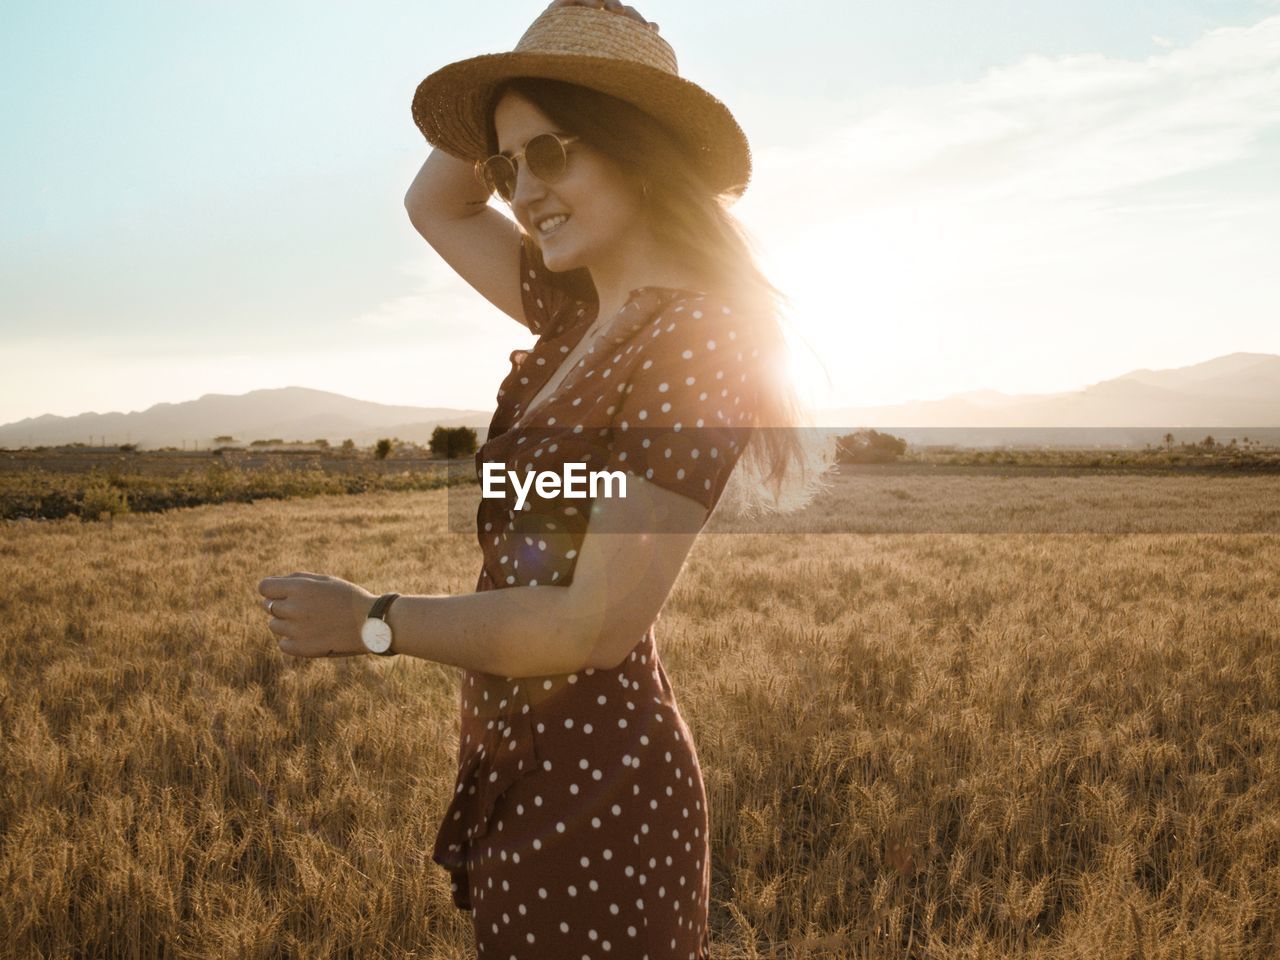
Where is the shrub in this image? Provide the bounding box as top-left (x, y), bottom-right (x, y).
top-left (835, 429), bottom-right (908, 464)
top-left (80, 483), bottom-right (130, 522)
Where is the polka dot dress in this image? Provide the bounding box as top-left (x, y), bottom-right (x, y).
top-left (430, 240), bottom-right (760, 959)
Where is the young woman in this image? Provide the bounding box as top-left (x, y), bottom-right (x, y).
top-left (262, 2), bottom-right (823, 957)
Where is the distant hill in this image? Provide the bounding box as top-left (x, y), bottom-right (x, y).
top-left (5, 353), bottom-right (1279, 451)
top-left (0, 386), bottom-right (495, 450)
top-left (818, 352), bottom-right (1280, 430)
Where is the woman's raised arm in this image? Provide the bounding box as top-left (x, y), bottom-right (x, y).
top-left (404, 147), bottom-right (529, 329)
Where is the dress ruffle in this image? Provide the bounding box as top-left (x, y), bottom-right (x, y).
top-left (431, 678), bottom-right (541, 911)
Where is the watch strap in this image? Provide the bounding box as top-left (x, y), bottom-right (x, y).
top-left (368, 592), bottom-right (401, 622)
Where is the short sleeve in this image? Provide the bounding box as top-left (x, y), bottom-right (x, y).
top-left (601, 296), bottom-right (759, 515)
top-left (518, 236), bottom-right (578, 337)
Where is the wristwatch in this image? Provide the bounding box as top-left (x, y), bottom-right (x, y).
top-left (360, 593), bottom-right (401, 656)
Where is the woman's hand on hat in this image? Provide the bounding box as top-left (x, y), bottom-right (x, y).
top-left (546, 0), bottom-right (659, 32)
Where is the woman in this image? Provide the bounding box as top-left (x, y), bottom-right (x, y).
top-left (260, 2), bottom-right (823, 956)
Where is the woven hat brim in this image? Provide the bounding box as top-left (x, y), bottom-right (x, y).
top-left (412, 52), bottom-right (751, 199)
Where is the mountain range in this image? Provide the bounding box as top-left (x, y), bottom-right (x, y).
top-left (0, 387), bottom-right (493, 450)
top-left (4, 352), bottom-right (1279, 450)
top-left (816, 352), bottom-right (1280, 429)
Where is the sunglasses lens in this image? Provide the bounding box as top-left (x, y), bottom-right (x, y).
top-left (479, 157), bottom-right (516, 201)
top-left (479, 135), bottom-right (571, 202)
top-left (525, 133), bottom-right (569, 182)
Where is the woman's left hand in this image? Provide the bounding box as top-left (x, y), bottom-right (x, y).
top-left (257, 572), bottom-right (377, 659)
top-left (545, 0), bottom-right (659, 32)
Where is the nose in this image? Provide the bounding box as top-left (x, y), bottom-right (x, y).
top-left (511, 160), bottom-right (548, 220)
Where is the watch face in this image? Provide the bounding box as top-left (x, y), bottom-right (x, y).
top-left (361, 618), bottom-right (392, 653)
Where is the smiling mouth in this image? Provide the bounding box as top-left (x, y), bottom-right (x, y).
top-left (537, 214), bottom-right (571, 237)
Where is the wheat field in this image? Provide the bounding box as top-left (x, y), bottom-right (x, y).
top-left (2, 470), bottom-right (1278, 959)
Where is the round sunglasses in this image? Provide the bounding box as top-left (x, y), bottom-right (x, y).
top-left (475, 133), bottom-right (581, 204)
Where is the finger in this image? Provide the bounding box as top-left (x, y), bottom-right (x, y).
top-left (259, 573), bottom-right (324, 597)
top-left (258, 576), bottom-right (300, 599)
top-left (262, 597), bottom-right (287, 617)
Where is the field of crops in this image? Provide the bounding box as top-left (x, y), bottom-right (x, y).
top-left (0, 450), bottom-right (460, 521)
top-left (1, 469), bottom-right (1277, 957)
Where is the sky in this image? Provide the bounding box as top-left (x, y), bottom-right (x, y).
top-left (3, 0), bottom-right (1279, 426)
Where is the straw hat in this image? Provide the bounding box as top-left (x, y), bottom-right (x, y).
top-left (411, 5), bottom-right (752, 200)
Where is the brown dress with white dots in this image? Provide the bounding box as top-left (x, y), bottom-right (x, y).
top-left (430, 240), bottom-right (759, 960)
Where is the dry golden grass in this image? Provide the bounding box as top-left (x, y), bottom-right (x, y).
top-left (1, 470), bottom-right (1278, 958)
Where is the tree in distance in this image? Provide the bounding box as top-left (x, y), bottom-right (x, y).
top-left (835, 428), bottom-right (908, 464)
top-left (430, 426), bottom-right (478, 460)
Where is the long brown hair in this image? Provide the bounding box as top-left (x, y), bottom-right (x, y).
top-left (486, 77), bottom-right (832, 515)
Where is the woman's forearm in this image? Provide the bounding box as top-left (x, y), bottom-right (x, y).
top-left (383, 585), bottom-right (594, 678)
top-left (404, 146), bottom-right (492, 225)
